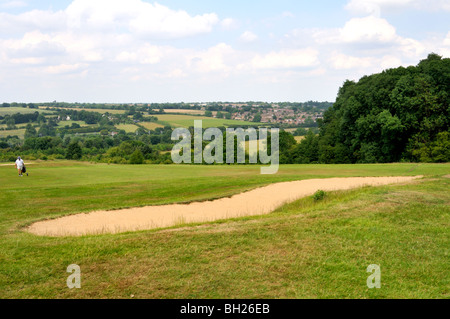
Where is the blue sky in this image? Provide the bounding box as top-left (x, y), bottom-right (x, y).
top-left (0, 0), bottom-right (449, 103)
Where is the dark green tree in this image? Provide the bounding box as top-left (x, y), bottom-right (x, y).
top-left (24, 124), bottom-right (37, 139)
top-left (129, 149), bottom-right (144, 164)
top-left (66, 142), bottom-right (82, 160)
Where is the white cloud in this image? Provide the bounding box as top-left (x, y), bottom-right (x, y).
top-left (314, 16), bottom-right (399, 44)
top-left (65, 0), bottom-right (219, 39)
top-left (0, 0), bottom-right (226, 74)
top-left (380, 55), bottom-right (403, 69)
top-left (329, 52), bottom-right (406, 71)
top-left (0, 1), bottom-right (27, 9)
top-left (341, 16), bottom-right (397, 43)
top-left (252, 48), bottom-right (320, 70)
top-left (9, 57), bottom-right (45, 65)
top-left (239, 31), bottom-right (258, 43)
top-left (115, 45), bottom-right (164, 65)
top-left (329, 52), bottom-right (375, 70)
top-left (396, 37), bottom-right (426, 58)
top-left (310, 15), bottom-right (427, 64)
top-left (444, 32), bottom-right (450, 46)
top-left (44, 63), bottom-right (88, 75)
top-left (0, 9), bottom-right (67, 35)
top-left (0, 31), bottom-right (66, 65)
top-left (346, 0), bottom-right (450, 15)
top-left (220, 18), bottom-right (238, 30)
top-left (346, 0), bottom-right (413, 16)
top-left (1, 1), bottom-right (220, 39)
top-left (188, 43), bottom-right (235, 73)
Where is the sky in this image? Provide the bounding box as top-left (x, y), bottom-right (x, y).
top-left (0, 0), bottom-right (449, 103)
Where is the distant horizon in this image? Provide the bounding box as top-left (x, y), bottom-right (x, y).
top-left (1, 100), bottom-right (335, 105)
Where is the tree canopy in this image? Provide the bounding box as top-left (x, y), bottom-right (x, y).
top-left (291, 53), bottom-right (449, 164)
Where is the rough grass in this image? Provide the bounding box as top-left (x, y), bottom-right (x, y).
top-left (0, 162), bottom-right (448, 298)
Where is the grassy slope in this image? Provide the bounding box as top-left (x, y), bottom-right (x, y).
top-left (0, 162), bottom-right (448, 298)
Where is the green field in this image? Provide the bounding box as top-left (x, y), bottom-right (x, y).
top-left (156, 109), bottom-right (205, 115)
top-left (139, 122), bottom-right (165, 130)
top-left (0, 162), bottom-right (448, 298)
top-left (39, 107), bottom-right (126, 115)
top-left (57, 121), bottom-right (91, 128)
top-left (0, 129), bottom-right (25, 139)
top-left (0, 124), bottom-right (28, 129)
top-left (0, 107), bottom-right (54, 116)
top-left (115, 124), bottom-right (140, 133)
top-left (154, 114), bottom-right (263, 128)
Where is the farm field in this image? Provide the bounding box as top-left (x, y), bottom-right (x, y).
top-left (0, 124), bottom-right (28, 129)
top-left (0, 107), bottom-right (54, 116)
top-left (154, 114), bottom-right (263, 128)
top-left (139, 122), bottom-right (165, 130)
top-left (154, 109), bottom-right (205, 115)
top-left (0, 162), bottom-right (448, 298)
top-left (115, 124), bottom-right (140, 133)
top-left (0, 128), bottom-right (25, 139)
top-left (39, 107), bottom-right (127, 115)
top-left (56, 121), bottom-right (91, 128)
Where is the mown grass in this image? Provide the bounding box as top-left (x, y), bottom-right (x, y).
top-left (0, 162), bottom-right (448, 298)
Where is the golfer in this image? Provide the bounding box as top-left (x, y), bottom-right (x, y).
top-left (15, 156), bottom-right (25, 177)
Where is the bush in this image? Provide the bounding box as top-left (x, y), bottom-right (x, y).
top-left (66, 141), bottom-right (82, 160)
top-left (129, 149), bottom-right (144, 165)
top-left (313, 190), bottom-right (326, 201)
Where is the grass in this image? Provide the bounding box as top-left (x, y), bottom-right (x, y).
top-left (0, 162), bottom-right (448, 298)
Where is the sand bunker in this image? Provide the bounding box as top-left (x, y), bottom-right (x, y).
top-left (26, 176), bottom-right (422, 237)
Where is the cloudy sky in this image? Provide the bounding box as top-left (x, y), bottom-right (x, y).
top-left (0, 0), bottom-right (449, 103)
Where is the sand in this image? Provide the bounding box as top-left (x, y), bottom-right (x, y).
top-left (26, 176), bottom-right (422, 237)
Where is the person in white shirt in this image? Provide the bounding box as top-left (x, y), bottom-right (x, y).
top-left (15, 156), bottom-right (24, 177)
